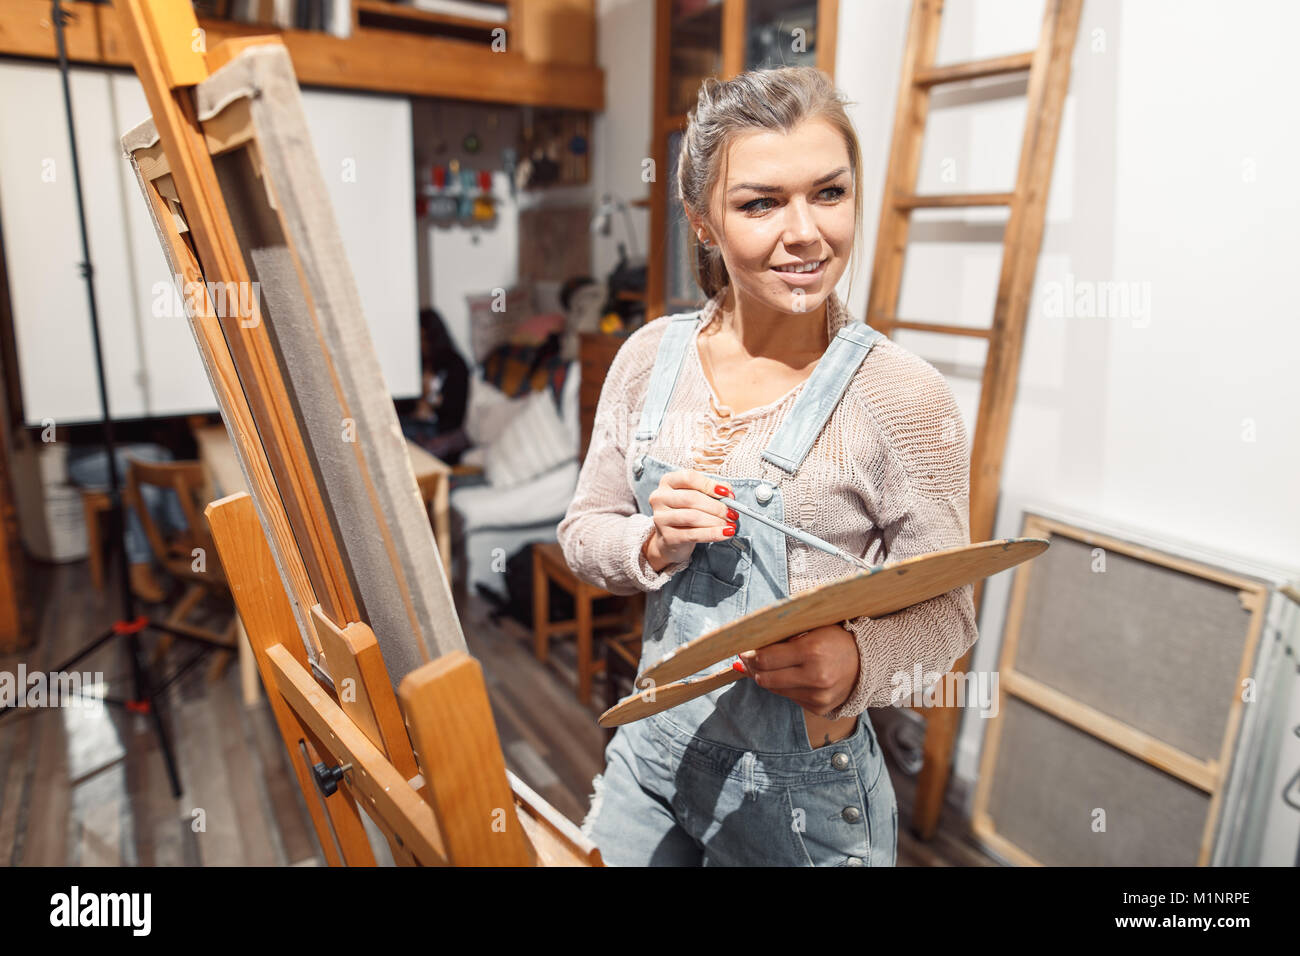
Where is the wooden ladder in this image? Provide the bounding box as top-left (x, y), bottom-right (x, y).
top-left (866, 0), bottom-right (1083, 841)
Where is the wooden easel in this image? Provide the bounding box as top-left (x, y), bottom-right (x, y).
top-left (207, 491), bottom-right (599, 866)
top-left (113, 0), bottom-right (600, 866)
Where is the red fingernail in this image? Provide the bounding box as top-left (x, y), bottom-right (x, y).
top-left (726, 509), bottom-right (738, 521)
top-left (723, 526), bottom-right (735, 536)
top-left (732, 660), bottom-right (746, 673)
top-left (714, 485), bottom-right (732, 497)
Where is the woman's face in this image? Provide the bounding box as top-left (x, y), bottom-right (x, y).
top-left (698, 116), bottom-right (855, 317)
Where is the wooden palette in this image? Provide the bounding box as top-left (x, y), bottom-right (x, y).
top-left (597, 667), bottom-right (745, 727)
top-left (598, 538), bottom-right (1047, 728)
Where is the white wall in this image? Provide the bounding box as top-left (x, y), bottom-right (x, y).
top-left (831, 0), bottom-right (1300, 796)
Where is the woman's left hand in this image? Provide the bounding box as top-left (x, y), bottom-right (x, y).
top-left (738, 624), bottom-right (859, 715)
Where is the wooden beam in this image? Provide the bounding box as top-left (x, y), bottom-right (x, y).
top-left (399, 653), bottom-right (537, 866)
top-left (311, 606), bottom-right (420, 783)
top-left (131, 140), bottom-right (326, 658)
top-left (1002, 670), bottom-right (1218, 793)
top-left (870, 318), bottom-right (994, 339)
top-left (894, 192), bottom-right (1015, 209)
top-left (913, 51), bottom-right (1035, 87)
top-left (268, 642), bottom-right (449, 866)
top-left (0, 0), bottom-right (603, 109)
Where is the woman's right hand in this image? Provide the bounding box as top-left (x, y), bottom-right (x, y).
top-left (642, 469), bottom-right (739, 570)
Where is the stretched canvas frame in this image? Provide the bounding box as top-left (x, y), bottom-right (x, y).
top-left (971, 510), bottom-right (1276, 866)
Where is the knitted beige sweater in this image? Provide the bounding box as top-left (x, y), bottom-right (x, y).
top-left (556, 288), bottom-right (978, 720)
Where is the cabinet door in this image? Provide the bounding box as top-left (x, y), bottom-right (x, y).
top-left (0, 64), bottom-right (421, 427)
top-left (670, 1), bottom-right (725, 117)
top-left (0, 63), bottom-right (150, 425)
top-left (744, 0), bottom-right (823, 71)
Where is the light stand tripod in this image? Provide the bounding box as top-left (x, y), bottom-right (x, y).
top-left (0, 0), bottom-right (234, 798)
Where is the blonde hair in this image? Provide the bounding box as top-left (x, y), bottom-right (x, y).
top-left (676, 66), bottom-right (864, 304)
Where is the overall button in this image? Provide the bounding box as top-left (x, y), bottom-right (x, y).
top-left (845, 856), bottom-right (864, 867)
top-left (755, 483), bottom-right (774, 504)
top-left (632, 454), bottom-right (645, 478)
top-left (831, 752), bottom-right (850, 771)
top-left (841, 806), bottom-right (862, 824)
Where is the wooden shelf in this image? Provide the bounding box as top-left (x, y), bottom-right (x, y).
top-left (0, 0), bottom-right (603, 110)
top-left (354, 0), bottom-right (507, 37)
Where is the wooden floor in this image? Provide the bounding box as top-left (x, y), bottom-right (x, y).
top-left (0, 557), bottom-right (999, 866)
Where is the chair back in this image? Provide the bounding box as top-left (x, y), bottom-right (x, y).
top-left (124, 457), bottom-right (223, 583)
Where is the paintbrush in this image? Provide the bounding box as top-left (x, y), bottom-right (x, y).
top-left (722, 493), bottom-right (875, 573)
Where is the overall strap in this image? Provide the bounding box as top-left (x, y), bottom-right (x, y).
top-left (633, 311), bottom-right (702, 442)
top-left (760, 321), bottom-right (883, 475)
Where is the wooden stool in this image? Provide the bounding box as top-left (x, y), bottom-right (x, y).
top-left (602, 630), bottom-right (642, 744)
top-left (81, 488), bottom-right (111, 591)
top-left (531, 541), bottom-right (642, 705)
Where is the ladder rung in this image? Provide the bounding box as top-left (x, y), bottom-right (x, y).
top-left (913, 51), bottom-right (1035, 88)
top-left (870, 318), bottom-right (993, 339)
top-left (894, 192), bottom-right (1014, 209)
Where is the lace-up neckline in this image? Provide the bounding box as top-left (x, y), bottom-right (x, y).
top-left (689, 290), bottom-right (850, 467)
top-left (692, 325), bottom-right (817, 421)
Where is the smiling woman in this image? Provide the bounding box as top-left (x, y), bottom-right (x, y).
top-left (557, 66), bottom-right (977, 867)
top-left (679, 67), bottom-right (865, 309)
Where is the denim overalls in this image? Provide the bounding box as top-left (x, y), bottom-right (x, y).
top-left (583, 309), bottom-right (899, 867)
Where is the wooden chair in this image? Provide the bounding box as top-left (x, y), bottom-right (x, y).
top-left (123, 457), bottom-right (238, 678)
top-left (532, 540), bottom-right (643, 705)
top-left (81, 488), bottom-right (112, 592)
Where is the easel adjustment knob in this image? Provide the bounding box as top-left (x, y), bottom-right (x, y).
top-left (311, 759), bottom-right (353, 797)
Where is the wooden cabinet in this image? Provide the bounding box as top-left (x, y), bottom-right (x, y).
top-left (514, 0), bottom-right (597, 67)
top-left (645, 0), bottom-right (840, 322)
top-left (0, 0), bottom-right (603, 110)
